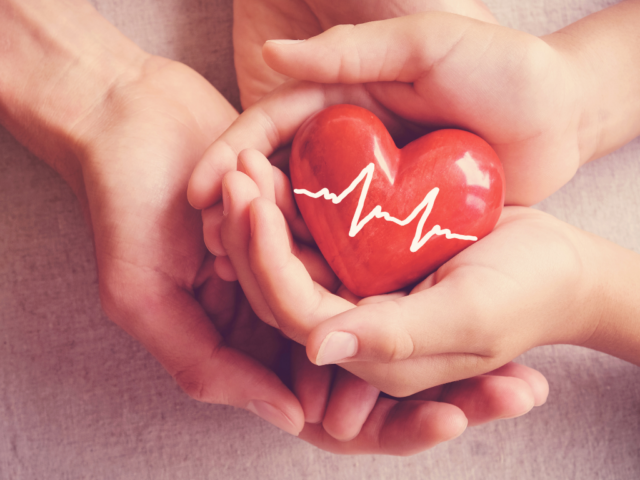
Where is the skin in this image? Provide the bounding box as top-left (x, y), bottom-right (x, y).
top-left (232, 0), bottom-right (497, 108)
top-left (216, 148), bottom-right (595, 396)
top-left (0, 0), bottom-right (307, 435)
top-left (219, 152), bottom-right (550, 446)
top-left (219, 145), bottom-right (640, 396)
top-left (189, 2), bottom-right (640, 395)
top-left (191, 2), bottom-right (640, 210)
top-left (0, 0), bottom-right (548, 455)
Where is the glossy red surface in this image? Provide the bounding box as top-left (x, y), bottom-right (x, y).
top-left (290, 104), bottom-right (505, 297)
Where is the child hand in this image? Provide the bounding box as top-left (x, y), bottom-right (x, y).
top-left (237, 150), bottom-right (640, 400)
top-left (213, 149), bottom-right (549, 444)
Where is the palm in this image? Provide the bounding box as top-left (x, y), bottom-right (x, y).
top-left (77, 58), bottom-right (292, 400)
top-left (424, 206), bottom-right (586, 367)
top-left (233, 0), bottom-right (497, 108)
top-left (330, 206), bottom-right (585, 392)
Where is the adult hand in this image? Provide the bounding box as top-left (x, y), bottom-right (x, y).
top-left (233, 0), bottom-right (497, 108)
top-left (1, 0), bottom-right (548, 455)
top-left (198, 4), bottom-right (640, 209)
top-left (0, 0), bottom-right (304, 436)
top-left (252, 15), bottom-right (583, 206)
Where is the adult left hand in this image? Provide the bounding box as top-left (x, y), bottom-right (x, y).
top-left (232, 0), bottom-right (497, 108)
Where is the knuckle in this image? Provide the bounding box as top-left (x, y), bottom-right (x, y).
top-left (97, 265), bottom-right (170, 332)
top-left (446, 270), bottom-right (503, 354)
top-left (172, 344), bottom-right (226, 404)
top-left (252, 105), bottom-right (281, 153)
top-left (174, 367), bottom-right (209, 402)
top-left (376, 301), bottom-right (415, 363)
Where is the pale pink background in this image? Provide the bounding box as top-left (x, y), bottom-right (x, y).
top-left (1, 0), bottom-right (638, 478)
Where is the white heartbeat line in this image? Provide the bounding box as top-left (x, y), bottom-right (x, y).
top-left (293, 163), bottom-right (478, 253)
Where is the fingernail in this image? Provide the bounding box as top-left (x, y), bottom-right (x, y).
top-left (266, 39), bottom-right (306, 45)
top-left (222, 181), bottom-right (230, 217)
top-left (316, 331), bottom-right (358, 366)
top-left (246, 401), bottom-right (300, 436)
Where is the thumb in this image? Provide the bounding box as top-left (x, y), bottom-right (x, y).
top-left (263, 12), bottom-right (495, 84)
top-left (305, 279), bottom-right (495, 367)
top-left (100, 266), bottom-right (304, 436)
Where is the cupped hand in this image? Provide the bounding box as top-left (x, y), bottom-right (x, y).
top-left (211, 11), bottom-right (592, 208)
top-left (210, 149), bottom-right (549, 445)
top-left (233, 0), bottom-right (497, 108)
top-left (67, 54), bottom-right (508, 455)
top-left (215, 148), bottom-right (593, 398)
top-left (68, 55), bottom-right (316, 434)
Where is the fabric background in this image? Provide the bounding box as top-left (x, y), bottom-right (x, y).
top-left (1, 0), bottom-right (639, 478)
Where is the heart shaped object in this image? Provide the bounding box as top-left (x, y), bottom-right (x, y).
top-left (290, 104), bottom-right (504, 297)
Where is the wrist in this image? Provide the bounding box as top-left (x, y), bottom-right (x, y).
top-left (580, 234), bottom-right (640, 366)
top-left (0, 0), bottom-right (149, 181)
top-left (542, 0), bottom-right (640, 166)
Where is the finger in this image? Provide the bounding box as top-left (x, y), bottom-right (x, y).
top-left (237, 149), bottom-right (276, 202)
top-left (188, 81), bottom-right (412, 211)
top-left (201, 150), bottom-right (278, 259)
top-left (263, 13), bottom-right (495, 84)
top-left (300, 398), bottom-right (467, 455)
top-left (188, 139), bottom-right (240, 209)
top-left (486, 362), bottom-right (549, 407)
top-left (101, 268), bottom-right (304, 436)
top-left (272, 165), bottom-right (313, 244)
top-left (242, 150), bottom-right (338, 292)
top-left (435, 375), bottom-right (535, 427)
top-left (290, 343), bottom-right (334, 424)
top-left (248, 196), bottom-right (355, 344)
top-left (306, 282), bottom-right (486, 366)
top-left (202, 203), bottom-right (226, 256)
top-left (221, 171), bottom-right (279, 327)
top-left (406, 363), bottom-right (541, 427)
top-left (224, 156), bottom-right (339, 315)
top-left (322, 369), bottom-right (380, 442)
top-left (188, 83), bottom-right (322, 210)
top-left (237, 148), bottom-right (314, 244)
top-left (213, 255), bottom-right (237, 282)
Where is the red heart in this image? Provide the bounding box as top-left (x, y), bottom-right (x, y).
top-left (290, 104), bottom-right (504, 297)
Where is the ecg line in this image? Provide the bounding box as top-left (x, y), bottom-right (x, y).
top-left (294, 163), bottom-right (478, 253)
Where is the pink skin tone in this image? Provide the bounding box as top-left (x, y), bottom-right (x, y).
top-left (0, 0), bottom-right (548, 455)
top-left (233, 0), bottom-right (497, 108)
top-left (188, 0), bottom-right (640, 436)
top-left (217, 149), bottom-right (549, 448)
